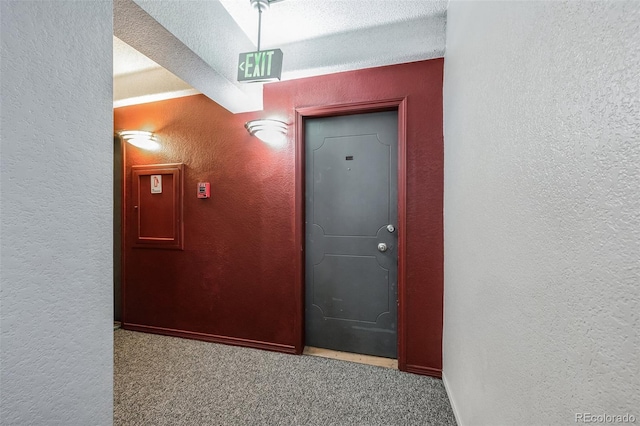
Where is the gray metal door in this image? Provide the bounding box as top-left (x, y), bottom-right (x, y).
top-left (305, 111), bottom-right (398, 358)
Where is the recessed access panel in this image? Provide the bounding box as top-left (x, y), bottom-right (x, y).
top-left (132, 163), bottom-right (184, 250)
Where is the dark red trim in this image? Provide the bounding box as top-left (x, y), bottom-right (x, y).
top-left (294, 98), bottom-right (409, 368)
top-left (397, 97), bottom-right (408, 371)
top-left (405, 364), bottom-right (443, 378)
top-left (294, 110), bottom-right (305, 354)
top-left (121, 137), bottom-right (127, 325)
top-left (122, 323), bottom-right (298, 354)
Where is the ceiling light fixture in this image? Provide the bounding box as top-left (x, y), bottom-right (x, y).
top-left (118, 130), bottom-right (160, 151)
top-left (245, 119), bottom-right (287, 146)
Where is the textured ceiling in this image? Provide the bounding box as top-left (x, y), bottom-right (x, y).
top-left (113, 35), bottom-right (199, 108)
top-left (114, 0), bottom-right (447, 112)
top-left (113, 36), bottom-right (159, 77)
top-left (218, 0), bottom-right (448, 47)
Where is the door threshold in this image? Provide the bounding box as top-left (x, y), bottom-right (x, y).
top-left (304, 346), bottom-right (398, 370)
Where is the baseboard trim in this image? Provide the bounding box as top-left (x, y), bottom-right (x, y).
top-left (121, 323), bottom-right (297, 355)
top-left (442, 371), bottom-right (463, 426)
top-left (404, 364), bottom-right (442, 378)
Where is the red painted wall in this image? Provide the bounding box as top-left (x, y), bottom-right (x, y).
top-left (115, 58), bottom-right (444, 374)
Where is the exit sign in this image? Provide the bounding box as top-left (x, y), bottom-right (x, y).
top-left (237, 49), bottom-right (283, 82)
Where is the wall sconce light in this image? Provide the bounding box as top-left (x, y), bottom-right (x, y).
top-left (118, 130), bottom-right (160, 151)
top-left (244, 119), bottom-right (287, 146)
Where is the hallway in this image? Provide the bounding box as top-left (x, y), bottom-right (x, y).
top-left (114, 330), bottom-right (456, 425)
top-left (2, 1), bottom-right (638, 425)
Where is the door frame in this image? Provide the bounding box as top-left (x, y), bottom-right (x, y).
top-left (294, 98), bottom-right (408, 370)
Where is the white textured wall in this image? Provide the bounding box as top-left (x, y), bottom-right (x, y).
top-left (443, 2), bottom-right (639, 425)
top-left (1, 2), bottom-right (113, 424)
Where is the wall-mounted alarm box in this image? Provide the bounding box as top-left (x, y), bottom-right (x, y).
top-left (197, 182), bottom-right (210, 199)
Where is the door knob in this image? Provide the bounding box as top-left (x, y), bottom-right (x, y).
top-left (377, 243), bottom-right (388, 252)
top-left (386, 224), bottom-right (395, 233)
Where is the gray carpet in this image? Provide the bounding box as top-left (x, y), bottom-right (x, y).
top-left (114, 329), bottom-right (457, 426)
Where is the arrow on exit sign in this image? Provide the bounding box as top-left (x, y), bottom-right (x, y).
top-left (237, 49), bottom-right (283, 82)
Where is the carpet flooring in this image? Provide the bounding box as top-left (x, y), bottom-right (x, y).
top-left (114, 329), bottom-right (457, 426)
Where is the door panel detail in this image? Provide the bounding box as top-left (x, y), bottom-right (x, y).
top-left (312, 134), bottom-right (390, 236)
top-left (312, 254), bottom-right (389, 323)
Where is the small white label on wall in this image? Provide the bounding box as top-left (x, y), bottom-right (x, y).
top-left (151, 175), bottom-right (162, 194)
